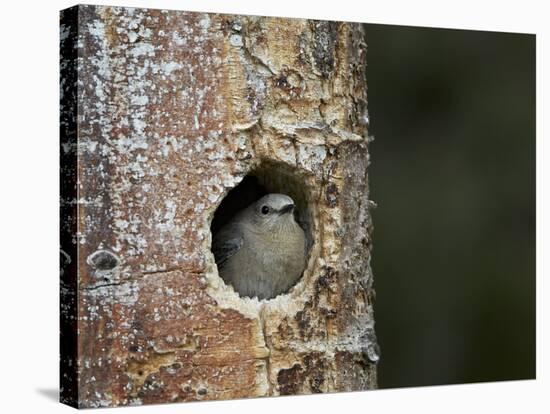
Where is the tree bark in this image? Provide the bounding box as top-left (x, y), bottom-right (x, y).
top-left (60, 5), bottom-right (377, 408)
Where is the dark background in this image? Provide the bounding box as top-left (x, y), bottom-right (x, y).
top-left (362, 24), bottom-right (535, 388)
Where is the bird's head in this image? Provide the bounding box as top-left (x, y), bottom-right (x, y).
top-left (250, 193), bottom-right (298, 230)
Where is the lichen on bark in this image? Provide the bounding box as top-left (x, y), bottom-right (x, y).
top-left (60, 4), bottom-right (377, 408)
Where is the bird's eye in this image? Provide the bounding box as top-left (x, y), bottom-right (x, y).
top-left (261, 206), bottom-right (270, 215)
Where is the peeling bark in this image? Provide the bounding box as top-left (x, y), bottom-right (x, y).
top-left (60, 5), bottom-right (377, 408)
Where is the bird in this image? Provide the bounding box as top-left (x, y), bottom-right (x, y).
top-left (212, 193), bottom-right (307, 300)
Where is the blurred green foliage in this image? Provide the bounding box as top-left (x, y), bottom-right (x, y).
top-left (363, 24), bottom-right (535, 388)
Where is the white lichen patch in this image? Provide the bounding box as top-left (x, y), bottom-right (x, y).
top-left (130, 42), bottom-right (155, 58)
top-left (198, 15), bottom-right (211, 31)
top-left (160, 61), bottom-right (183, 75)
top-left (130, 94), bottom-right (149, 106)
top-left (229, 34), bottom-right (243, 47)
top-left (297, 143), bottom-right (327, 173)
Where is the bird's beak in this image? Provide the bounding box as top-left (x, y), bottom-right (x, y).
top-left (279, 204), bottom-right (295, 215)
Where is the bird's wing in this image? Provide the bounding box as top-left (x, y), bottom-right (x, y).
top-left (212, 225), bottom-right (244, 269)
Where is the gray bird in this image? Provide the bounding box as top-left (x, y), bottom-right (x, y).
top-left (212, 193), bottom-right (307, 300)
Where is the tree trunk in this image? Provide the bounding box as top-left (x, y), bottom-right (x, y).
top-left (60, 4), bottom-right (377, 408)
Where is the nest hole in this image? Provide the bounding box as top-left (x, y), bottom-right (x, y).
top-left (210, 161), bottom-right (314, 299)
